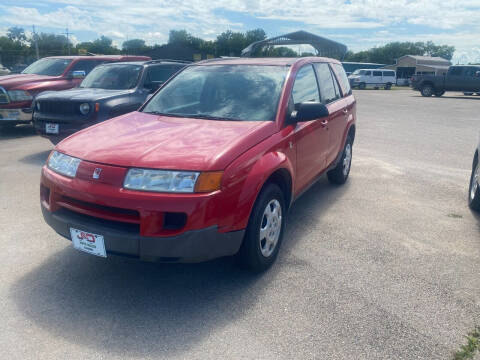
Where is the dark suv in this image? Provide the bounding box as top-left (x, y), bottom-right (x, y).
top-left (34, 60), bottom-right (188, 144)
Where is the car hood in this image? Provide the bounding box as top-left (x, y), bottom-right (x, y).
top-left (0, 73), bottom-right (58, 89)
top-left (36, 88), bottom-right (132, 102)
top-left (56, 111), bottom-right (276, 171)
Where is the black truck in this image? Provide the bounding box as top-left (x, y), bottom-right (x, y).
top-left (411, 65), bottom-right (480, 97)
top-left (34, 59), bottom-right (188, 144)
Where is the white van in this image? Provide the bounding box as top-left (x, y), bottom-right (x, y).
top-left (348, 69), bottom-right (396, 90)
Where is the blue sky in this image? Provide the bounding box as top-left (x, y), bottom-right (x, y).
top-left (1, 0), bottom-right (480, 63)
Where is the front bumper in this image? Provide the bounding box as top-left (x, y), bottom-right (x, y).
top-left (42, 205), bottom-right (244, 262)
top-left (0, 108), bottom-right (32, 124)
top-left (34, 115), bottom-right (96, 142)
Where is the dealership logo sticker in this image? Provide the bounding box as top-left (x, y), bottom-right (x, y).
top-left (93, 168), bottom-right (102, 179)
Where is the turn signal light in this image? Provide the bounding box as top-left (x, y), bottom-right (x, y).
top-left (195, 172), bottom-right (223, 193)
top-left (94, 103), bottom-right (100, 112)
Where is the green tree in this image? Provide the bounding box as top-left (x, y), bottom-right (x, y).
top-left (7, 27), bottom-right (27, 43)
top-left (122, 38), bottom-right (149, 55)
top-left (76, 36), bottom-right (118, 55)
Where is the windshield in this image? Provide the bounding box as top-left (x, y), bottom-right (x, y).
top-left (80, 64), bottom-right (143, 90)
top-left (22, 58), bottom-right (72, 76)
top-left (142, 65), bottom-right (287, 122)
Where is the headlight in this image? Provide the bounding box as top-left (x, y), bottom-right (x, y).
top-left (79, 103), bottom-right (90, 115)
top-left (123, 169), bottom-right (223, 193)
top-left (7, 90), bottom-right (32, 102)
top-left (124, 169), bottom-right (200, 193)
top-left (47, 151), bottom-right (81, 178)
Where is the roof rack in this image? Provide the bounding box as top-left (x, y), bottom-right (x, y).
top-left (146, 59), bottom-right (192, 64)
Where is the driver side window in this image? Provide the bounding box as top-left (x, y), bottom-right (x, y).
top-left (292, 65), bottom-right (320, 107)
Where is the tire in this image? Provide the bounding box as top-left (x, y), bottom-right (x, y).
top-left (327, 136), bottom-right (353, 185)
top-left (468, 153), bottom-right (480, 212)
top-left (421, 84), bottom-right (434, 97)
top-left (434, 91), bottom-right (445, 97)
top-left (464, 92), bottom-right (474, 96)
top-left (0, 124), bottom-right (16, 132)
top-left (358, 82), bottom-right (366, 90)
top-left (385, 83), bottom-right (392, 90)
top-left (237, 183), bottom-right (286, 272)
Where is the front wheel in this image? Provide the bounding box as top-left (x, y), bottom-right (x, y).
top-left (358, 82), bottom-right (366, 90)
top-left (434, 91), bottom-right (445, 97)
top-left (464, 92), bottom-right (474, 96)
top-left (384, 83), bottom-right (392, 90)
top-left (327, 136), bottom-right (353, 185)
top-left (421, 84), bottom-right (434, 97)
top-left (468, 154), bottom-right (480, 212)
top-left (238, 184), bottom-right (286, 272)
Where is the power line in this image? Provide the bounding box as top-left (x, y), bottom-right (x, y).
top-left (61, 27), bottom-right (74, 55)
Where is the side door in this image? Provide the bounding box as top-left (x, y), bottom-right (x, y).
top-left (291, 64), bottom-right (329, 192)
top-left (313, 62), bottom-right (346, 166)
top-left (372, 70), bottom-right (383, 86)
top-left (444, 66), bottom-right (464, 91)
top-left (463, 67), bottom-right (480, 92)
top-left (363, 70), bottom-right (372, 85)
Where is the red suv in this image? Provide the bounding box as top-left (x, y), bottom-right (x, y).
top-left (0, 55), bottom-right (150, 129)
top-left (40, 57), bottom-right (356, 271)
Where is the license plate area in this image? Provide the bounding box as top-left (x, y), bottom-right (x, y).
top-left (45, 123), bottom-right (59, 134)
top-left (70, 228), bottom-right (107, 257)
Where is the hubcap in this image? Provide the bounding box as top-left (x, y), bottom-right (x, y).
top-left (259, 199), bottom-right (282, 257)
top-left (423, 86), bottom-right (432, 96)
top-left (471, 162), bottom-right (480, 200)
top-left (343, 143), bottom-right (352, 176)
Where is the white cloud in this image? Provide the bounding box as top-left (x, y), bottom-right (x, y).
top-left (1, 1), bottom-right (480, 61)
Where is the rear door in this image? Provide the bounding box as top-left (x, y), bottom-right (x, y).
top-left (463, 67), bottom-right (480, 92)
top-left (445, 66), bottom-right (465, 91)
top-left (313, 62), bottom-right (346, 166)
top-left (292, 64), bottom-right (328, 191)
top-left (372, 70), bottom-right (383, 86)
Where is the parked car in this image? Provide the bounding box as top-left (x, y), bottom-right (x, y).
top-left (469, 138), bottom-right (480, 212)
top-left (0, 55), bottom-right (150, 130)
top-left (411, 65), bottom-right (480, 97)
top-left (8, 64), bottom-right (28, 74)
top-left (34, 59), bottom-right (188, 144)
top-left (40, 57), bottom-right (356, 272)
top-left (0, 64), bottom-right (11, 76)
top-left (348, 69), bottom-right (396, 90)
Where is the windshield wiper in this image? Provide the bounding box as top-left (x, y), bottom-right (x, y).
top-left (181, 114), bottom-right (241, 121)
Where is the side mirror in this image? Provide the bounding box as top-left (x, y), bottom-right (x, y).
top-left (289, 102), bottom-right (329, 123)
top-left (72, 70), bottom-right (86, 79)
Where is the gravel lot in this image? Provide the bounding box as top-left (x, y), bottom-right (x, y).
top-left (1, 89), bottom-right (479, 359)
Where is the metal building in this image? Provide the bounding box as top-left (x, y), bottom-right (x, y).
top-left (241, 30), bottom-right (348, 59)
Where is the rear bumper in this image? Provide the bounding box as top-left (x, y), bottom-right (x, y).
top-left (42, 205), bottom-right (245, 262)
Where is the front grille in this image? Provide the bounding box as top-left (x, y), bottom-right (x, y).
top-left (0, 87), bottom-right (9, 104)
top-left (39, 100), bottom-right (80, 115)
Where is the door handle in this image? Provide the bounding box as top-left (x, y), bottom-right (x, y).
top-left (343, 109), bottom-right (348, 114)
top-left (320, 120), bottom-right (328, 127)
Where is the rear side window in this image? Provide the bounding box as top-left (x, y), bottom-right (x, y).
top-left (364, 71), bottom-right (372, 76)
top-left (383, 71), bottom-right (395, 77)
top-left (373, 71), bottom-right (382, 76)
top-left (313, 63), bottom-right (338, 104)
top-left (292, 65), bottom-right (320, 105)
top-left (331, 63), bottom-right (351, 96)
top-left (145, 65), bottom-right (183, 84)
top-left (449, 67), bottom-right (463, 76)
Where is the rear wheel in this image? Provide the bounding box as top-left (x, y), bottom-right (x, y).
top-left (421, 84), bottom-right (434, 97)
top-left (238, 183), bottom-right (286, 272)
top-left (358, 82), bottom-right (366, 90)
top-left (0, 124), bottom-right (16, 132)
top-left (464, 92), bottom-right (474, 96)
top-left (327, 136), bottom-right (353, 185)
top-left (469, 154), bottom-right (480, 212)
top-left (384, 83), bottom-right (392, 90)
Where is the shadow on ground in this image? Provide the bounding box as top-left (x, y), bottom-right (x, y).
top-left (18, 150), bottom-right (51, 166)
top-left (11, 176), bottom-right (348, 357)
top-left (0, 124), bottom-right (36, 140)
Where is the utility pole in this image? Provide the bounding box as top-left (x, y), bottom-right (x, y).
top-left (62, 28), bottom-right (73, 55)
top-left (32, 25), bottom-right (39, 60)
